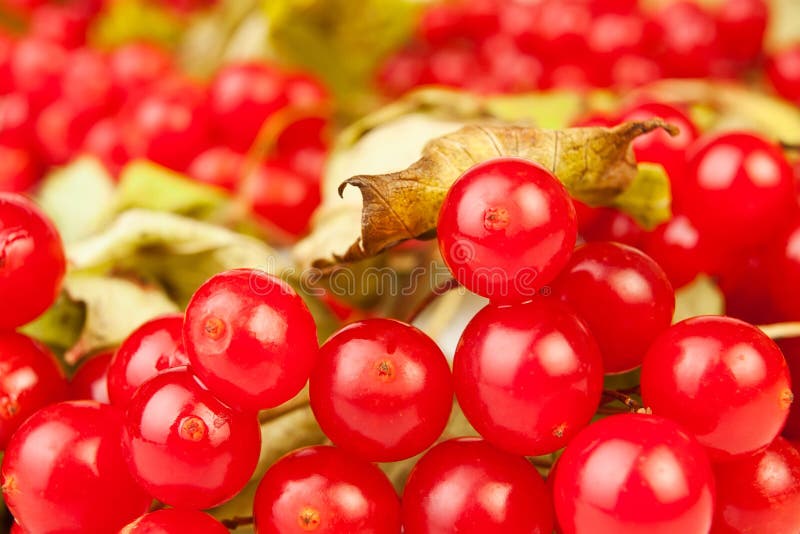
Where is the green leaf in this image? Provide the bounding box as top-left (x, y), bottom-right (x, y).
top-left (673, 275), bottom-right (725, 323)
top-left (90, 0), bottom-right (183, 48)
top-left (611, 162), bottom-right (672, 230)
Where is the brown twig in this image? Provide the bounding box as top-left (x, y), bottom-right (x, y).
top-left (220, 516), bottom-right (254, 530)
top-left (601, 389), bottom-right (641, 410)
top-left (780, 141), bottom-right (800, 151)
top-left (405, 278), bottom-right (461, 324)
top-left (758, 321), bottom-right (800, 340)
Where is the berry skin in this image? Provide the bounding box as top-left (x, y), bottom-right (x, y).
top-left (769, 218), bottom-right (800, 319)
top-left (253, 445), bottom-right (401, 534)
top-left (643, 213), bottom-right (715, 289)
top-left (183, 269), bottom-right (318, 411)
top-left (581, 207), bottom-right (644, 248)
top-left (119, 509), bottom-right (229, 534)
top-left (776, 337), bottom-right (800, 440)
top-left (711, 437), bottom-right (800, 534)
top-left (402, 437), bottom-right (553, 534)
top-left (69, 350), bottom-right (112, 404)
top-left (109, 42), bottom-right (174, 102)
top-left (122, 367), bottom-right (261, 509)
top-left (0, 193), bottom-right (66, 328)
top-left (0, 331), bottom-right (67, 449)
top-left (551, 242), bottom-right (675, 374)
top-left (0, 143), bottom-right (40, 192)
top-left (652, 1), bottom-right (719, 78)
top-left (682, 132), bottom-right (795, 250)
top-left (107, 314), bottom-right (188, 407)
top-left (309, 318), bottom-right (453, 462)
top-left (10, 37), bottom-right (68, 110)
top-left (83, 118), bottom-right (130, 176)
top-left (187, 146), bottom-right (243, 191)
top-left (453, 299), bottom-right (604, 456)
top-left (1, 401), bottom-right (152, 533)
top-left (641, 316), bottom-right (792, 461)
top-left (767, 45), bottom-right (800, 105)
top-left (715, 0), bottom-right (768, 64)
top-left (437, 158), bottom-right (577, 303)
top-left (552, 414), bottom-right (715, 534)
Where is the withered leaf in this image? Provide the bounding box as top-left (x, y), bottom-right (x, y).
top-left (334, 119), bottom-right (677, 266)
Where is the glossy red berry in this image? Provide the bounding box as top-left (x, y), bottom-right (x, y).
top-left (581, 207), bottom-right (644, 248)
top-left (0, 92), bottom-right (35, 148)
top-left (777, 337), bottom-right (800, 440)
top-left (109, 42), bottom-right (174, 101)
top-left (187, 146), bottom-right (243, 191)
top-left (10, 37), bottom-right (67, 110)
top-left (553, 414), bottom-right (715, 534)
top-left (683, 132), bottom-right (795, 250)
top-left (107, 314), bottom-right (188, 407)
top-left (641, 316), bottom-right (792, 461)
top-left (767, 45), bottom-right (800, 105)
top-left (244, 161), bottom-right (321, 236)
top-left (60, 49), bottom-right (114, 115)
top-left (209, 62), bottom-right (288, 151)
top-left (0, 193), bottom-right (66, 328)
top-left (119, 509), bottom-right (228, 534)
top-left (402, 437), bottom-right (553, 534)
top-left (70, 350), bottom-right (112, 404)
top-left (183, 269), bottom-right (318, 411)
top-left (712, 437), bottom-right (800, 534)
top-left (454, 299), bottom-right (604, 456)
top-left (768, 218), bottom-right (800, 320)
top-left (253, 445), bottom-right (401, 534)
top-left (0, 331), bottom-right (66, 449)
top-left (35, 99), bottom-right (103, 165)
top-left (83, 118), bottom-right (130, 176)
top-left (29, 4), bottom-right (89, 49)
top-left (122, 367), bottom-right (261, 509)
top-left (438, 158), bottom-right (577, 303)
top-left (0, 143), bottom-right (40, 192)
top-left (309, 318), bottom-right (453, 462)
top-left (716, 0), bottom-right (768, 64)
top-left (643, 213), bottom-right (716, 289)
top-left (2, 401), bottom-right (152, 533)
top-left (719, 247), bottom-right (782, 324)
top-left (652, 1), bottom-right (719, 78)
top-left (552, 242), bottom-right (675, 373)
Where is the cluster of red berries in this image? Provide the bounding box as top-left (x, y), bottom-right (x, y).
top-left (379, 0), bottom-right (800, 104)
top-left (0, 1), bottom-right (330, 236)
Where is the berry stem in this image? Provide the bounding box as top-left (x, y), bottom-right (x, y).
top-left (406, 278), bottom-right (460, 324)
top-left (220, 516), bottom-right (254, 529)
top-left (779, 141), bottom-right (800, 151)
top-left (758, 321), bottom-right (800, 340)
top-left (601, 389), bottom-right (642, 410)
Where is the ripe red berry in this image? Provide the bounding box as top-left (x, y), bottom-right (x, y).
top-left (83, 118), bottom-right (130, 176)
top-left (0, 92), bottom-right (35, 148)
top-left (0, 193), bottom-right (66, 328)
top-left (454, 299), bottom-right (604, 456)
top-left (183, 269), bottom-right (318, 411)
top-left (551, 242), bottom-right (675, 373)
top-left (107, 314), bottom-right (188, 407)
top-left (579, 207), bottom-right (644, 248)
top-left (0, 331), bottom-right (67, 449)
top-left (187, 146), bottom-right (243, 191)
top-left (712, 437), bottom-right (800, 534)
top-left (35, 99), bottom-right (103, 165)
top-left (29, 4), bottom-right (89, 49)
top-left (715, 0), bottom-right (768, 64)
top-left (682, 132), bottom-right (795, 250)
top-left (60, 49), bottom-right (115, 115)
top-left (552, 414), bottom-right (715, 534)
top-left (652, 1), bottom-right (719, 78)
top-left (768, 218), bottom-right (800, 320)
top-left (209, 62), bottom-right (289, 151)
top-left (120, 509), bottom-right (229, 534)
top-left (643, 213), bottom-right (716, 289)
top-left (9, 37), bottom-right (68, 110)
top-left (2, 401), bottom-right (152, 533)
top-left (0, 143), bottom-right (40, 192)
top-left (244, 161), bottom-right (322, 236)
top-left (309, 318), bottom-right (453, 462)
top-left (109, 42), bottom-right (174, 101)
top-left (438, 158), bottom-right (577, 303)
top-left (776, 337), bottom-right (800, 440)
top-left (767, 45), bottom-right (800, 105)
top-left (641, 316), bottom-right (792, 461)
top-left (253, 445), bottom-right (401, 533)
top-left (719, 247), bottom-right (782, 324)
top-left (402, 437), bottom-right (553, 534)
top-left (69, 350), bottom-right (112, 404)
top-left (122, 367), bottom-right (261, 509)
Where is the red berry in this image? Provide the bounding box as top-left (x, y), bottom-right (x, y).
top-left (70, 350), bottom-right (112, 404)
top-left (0, 32), bottom-right (13, 93)
top-left (682, 132), bottom-right (795, 250)
top-left (244, 161), bottom-right (321, 236)
top-left (0, 331), bottom-right (66, 449)
top-left (61, 49), bottom-right (115, 115)
top-left (641, 316), bottom-right (792, 461)
top-left (653, 1), bottom-right (719, 78)
top-left (438, 158), bottom-right (577, 303)
top-left (552, 242), bottom-right (675, 373)
top-left (531, 0), bottom-right (592, 61)
top-left (10, 37), bottom-right (68, 110)
top-left (402, 437), bottom-right (553, 534)
top-left (586, 11), bottom-right (648, 63)
top-left (712, 437), bottom-right (800, 534)
top-left (767, 45), bottom-right (800, 105)
top-left (183, 269), bottom-right (319, 411)
top-left (719, 247), bottom-right (782, 324)
top-left (120, 509), bottom-right (228, 533)
top-left (2, 401), bottom-right (151, 533)
top-left (581, 207), bottom-right (645, 248)
top-left (454, 300), bottom-right (604, 456)
top-left (123, 367), bottom-right (261, 509)
top-left (83, 118), bottom-right (130, 176)
top-left (284, 72), bottom-right (329, 110)
top-left (109, 42), bottom-right (174, 101)
top-left (0, 93), bottom-right (35, 148)
top-left (552, 414), bottom-right (715, 534)
top-left (777, 336), bottom-right (800, 440)
top-left (610, 54), bottom-right (663, 89)
top-left (715, 0), bottom-right (767, 64)
top-left (0, 143), bottom-right (40, 192)
top-left (309, 318), bottom-right (453, 462)
top-left (377, 49), bottom-right (428, 97)
top-left (107, 314), bottom-right (188, 407)
top-left (35, 99), bottom-right (103, 165)
top-left (29, 4), bottom-right (89, 49)
top-left (0, 193), bottom-right (66, 328)
top-left (187, 146), bottom-right (243, 191)
top-left (253, 445), bottom-right (401, 533)
top-left (643, 213), bottom-right (716, 289)
top-left (209, 62), bottom-right (288, 151)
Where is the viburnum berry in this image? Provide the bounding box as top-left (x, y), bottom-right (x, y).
top-left (253, 445), bottom-right (401, 533)
top-left (718, 247), bottom-right (782, 324)
top-left (108, 42), bottom-right (174, 102)
top-left (10, 37), bottom-right (68, 110)
top-left (35, 99), bottom-right (104, 165)
top-left (69, 350), bottom-right (112, 404)
top-left (580, 207), bottom-right (644, 248)
top-left (183, 268), bottom-right (318, 411)
top-left (551, 241), bottom-right (675, 373)
top-left (768, 217), bottom-right (800, 320)
top-left (107, 314), bottom-right (188, 407)
top-left (776, 336), bottom-right (800, 440)
top-left (0, 331), bottom-right (67, 449)
top-left (0, 193), bottom-right (66, 328)
top-left (453, 299), bottom-right (604, 456)
top-left (682, 132), bottom-right (796, 250)
top-left (187, 146), bottom-right (243, 191)
top-left (119, 509), bottom-right (229, 534)
top-left (767, 45), bottom-right (800, 104)
top-left (712, 437), bottom-right (800, 534)
top-left (60, 49), bottom-right (115, 116)
top-left (552, 414), bottom-right (715, 534)
top-left (652, 1), bottom-right (720, 78)
top-left (437, 158), bottom-right (577, 303)
top-left (122, 367), bottom-right (261, 509)
top-left (643, 212), bottom-right (716, 289)
top-left (402, 437), bottom-right (553, 534)
top-left (641, 315), bottom-right (792, 461)
top-left (0, 92), bottom-right (35, 148)
top-left (83, 117), bottom-right (130, 176)
top-left (0, 143), bottom-right (40, 192)
top-left (2, 401), bottom-right (152, 533)
top-left (715, 0), bottom-right (768, 65)
top-left (309, 318), bottom-right (453, 462)
top-left (29, 4), bottom-right (89, 49)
